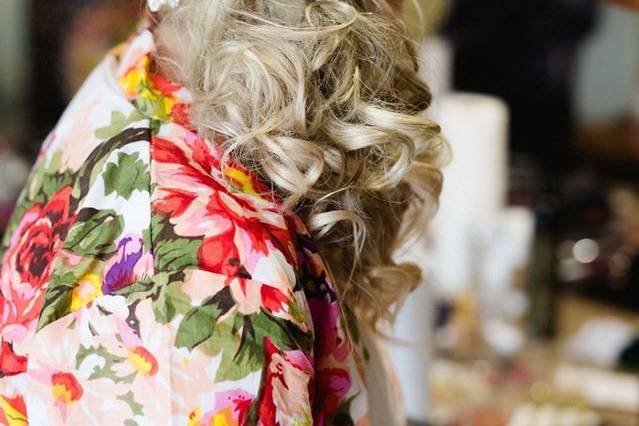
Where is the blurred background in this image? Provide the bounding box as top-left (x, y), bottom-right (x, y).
top-left (0, 1), bottom-right (638, 425)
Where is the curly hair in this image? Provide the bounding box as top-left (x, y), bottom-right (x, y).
top-left (152, 0), bottom-right (446, 330)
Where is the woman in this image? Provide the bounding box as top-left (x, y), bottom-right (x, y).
top-left (0, 0), bottom-right (443, 424)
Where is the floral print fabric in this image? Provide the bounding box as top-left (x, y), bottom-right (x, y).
top-left (0, 26), bottom-right (369, 425)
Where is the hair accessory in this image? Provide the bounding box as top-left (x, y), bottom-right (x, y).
top-left (147, 0), bottom-right (181, 12)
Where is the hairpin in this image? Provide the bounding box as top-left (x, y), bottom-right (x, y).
top-left (147, 0), bottom-right (181, 12)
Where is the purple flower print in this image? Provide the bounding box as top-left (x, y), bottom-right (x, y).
top-left (102, 235), bottom-right (145, 294)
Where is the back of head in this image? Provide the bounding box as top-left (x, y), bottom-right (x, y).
top-left (153, 0), bottom-right (445, 331)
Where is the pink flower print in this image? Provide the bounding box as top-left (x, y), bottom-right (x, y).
top-left (258, 337), bottom-right (313, 426)
top-left (195, 389), bottom-right (254, 426)
top-left (28, 364), bottom-right (84, 423)
top-left (114, 315), bottom-right (160, 386)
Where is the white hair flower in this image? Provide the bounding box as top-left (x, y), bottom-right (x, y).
top-left (147, 0), bottom-right (181, 12)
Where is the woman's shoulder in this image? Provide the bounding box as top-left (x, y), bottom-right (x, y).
top-left (0, 24), bottom-right (369, 424)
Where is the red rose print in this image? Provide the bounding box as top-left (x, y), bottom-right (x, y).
top-left (0, 186), bottom-right (76, 337)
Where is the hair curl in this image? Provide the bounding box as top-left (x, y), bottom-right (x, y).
top-left (152, 0), bottom-right (446, 330)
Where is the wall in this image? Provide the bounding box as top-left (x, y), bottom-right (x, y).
top-left (0, 0), bottom-right (29, 105)
top-left (575, 4), bottom-right (639, 122)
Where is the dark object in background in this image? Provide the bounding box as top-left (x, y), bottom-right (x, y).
top-left (444, 1), bottom-right (601, 339)
top-left (554, 171), bottom-right (639, 311)
top-left (619, 335), bottom-right (639, 373)
top-left (526, 191), bottom-right (561, 337)
top-left (443, 0), bottom-right (598, 173)
top-left (29, 0), bottom-right (69, 156)
top-left (28, 0), bottom-right (140, 158)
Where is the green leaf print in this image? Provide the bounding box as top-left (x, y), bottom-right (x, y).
top-left (65, 208), bottom-right (124, 258)
top-left (39, 170), bottom-right (75, 200)
top-left (153, 279), bottom-right (192, 323)
top-left (150, 118), bottom-right (162, 136)
top-left (27, 151), bottom-right (74, 199)
top-left (204, 316), bottom-right (254, 381)
top-left (103, 152), bottom-right (148, 199)
top-left (111, 272), bottom-right (181, 318)
top-left (174, 286), bottom-right (234, 350)
top-left (76, 344), bottom-right (136, 384)
top-left (214, 312), bottom-right (298, 381)
top-left (114, 275), bottom-right (160, 301)
top-left (134, 94), bottom-right (170, 122)
top-left (331, 395), bottom-right (358, 426)
top-left (155, 238), bottom-right (201, 272)
top-left (76, 127), bottom-right (150, 198)
top-left (149, 211), bottom-right (165, 238)
top-left (117, 391), bottom-right (145, 417)
top-left (36, 285), bottom-right (73, 332)
top-left (197, 309), bottom-right (310, 382)
top-left (95, 110), bottom-right (144, 141)
top-left (36, 254), bottom-right (110, 330)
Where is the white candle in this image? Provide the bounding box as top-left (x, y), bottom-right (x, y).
top-left (430, 93), bottom-right (509, 295)
top-left (418, 37), bottom-right (453, 110)
top-left (389, 266), bottom-right (434, 423)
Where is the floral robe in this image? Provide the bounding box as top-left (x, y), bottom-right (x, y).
top-left (0, 24), bottom-right (370, 425)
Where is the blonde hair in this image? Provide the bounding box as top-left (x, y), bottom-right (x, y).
top-left (153, 0), bottom-right (446, 329)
